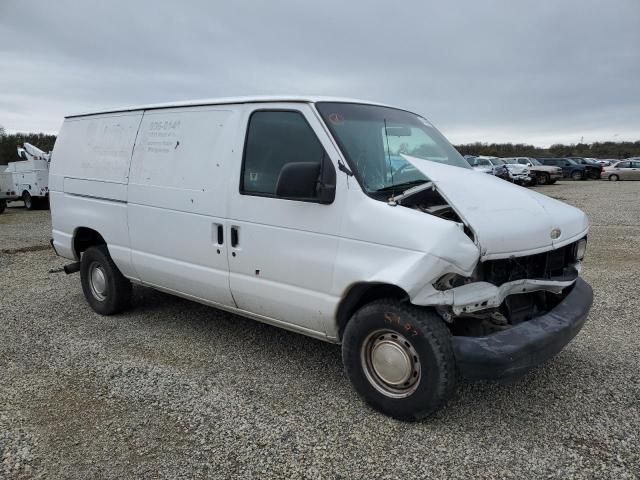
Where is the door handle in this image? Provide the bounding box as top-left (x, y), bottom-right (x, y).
top-left (231, 226), bottom-right (239, 248)
top-left (213, 223), bottom-right (224, 245)
top-left (217, 224), bottom-right (224, 244)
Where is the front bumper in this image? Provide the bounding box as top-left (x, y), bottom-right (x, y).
top-left (451, 277), bottom-right (593, 380)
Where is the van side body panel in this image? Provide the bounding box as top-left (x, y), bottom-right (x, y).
top-left (127, 106), bottom-right (238, 307)
top-left (50, 112), bottom-right (143, 278)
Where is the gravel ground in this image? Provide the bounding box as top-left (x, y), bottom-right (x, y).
top-left (1, 181), bottom-right (639, 479)
top-left (0, 203), bottom-right (51, 253)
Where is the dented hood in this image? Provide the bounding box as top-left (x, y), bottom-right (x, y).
top-left (402, 155), bottom-right (589, 260)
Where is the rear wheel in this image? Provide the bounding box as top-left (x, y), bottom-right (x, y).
top-left (608, 174), bottom-right (619, 181)
top-left (23, 192), bottom-right (34, 210)
top-left (571, 170), bottom-right (583, 181)
top-left (342, 299), bottom-right (457, 421)
top-left (80, 245), bottom-right (132, 315)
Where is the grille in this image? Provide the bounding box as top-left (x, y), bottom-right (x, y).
top-left (482, 240), bottom-right (580, 285)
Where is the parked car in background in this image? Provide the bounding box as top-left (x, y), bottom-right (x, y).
top-left (566, 157), bottom-right (603, 179)
top-left (468, 156), bottom-right (531, 185)
top-left (601, 160), bottom-right (640, 181)
top-left (503, 157), bottom-right (562, 185)
top-left (595, 159), bottom-right (613, 167)
top-left (537, 158), bottom-right (591, 180)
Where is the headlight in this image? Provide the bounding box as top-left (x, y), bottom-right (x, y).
top-left (576, 238), bottom-right (587, 261)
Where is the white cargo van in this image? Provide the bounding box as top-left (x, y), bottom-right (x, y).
top-left (50, 97), bottom-right (592, 420)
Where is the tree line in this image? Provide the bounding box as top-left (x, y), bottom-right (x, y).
top-left (1, 128), bottom-right (639, 165)
top-left (0, 130), bottom-right (57, 165)
top-left (455, 141), bottom-right (640, 159)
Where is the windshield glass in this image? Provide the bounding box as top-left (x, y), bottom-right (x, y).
top-left (503, 159), bottom-right (518, 164)
top-left (530, 158), bottom-right (541, 166)
top-left (316, 102), bottom-right (469, 193)
top-left (492, 158), bottom-right (506, 165)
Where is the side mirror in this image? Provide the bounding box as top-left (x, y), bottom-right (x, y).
top-left (275, 161), bottom-right (336, 203)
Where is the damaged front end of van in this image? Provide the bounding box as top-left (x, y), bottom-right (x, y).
top-left (398, 155), bottom-right (593, 380)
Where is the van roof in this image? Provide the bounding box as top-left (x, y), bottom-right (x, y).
top-left (66, 95), bottom-right (394, 118)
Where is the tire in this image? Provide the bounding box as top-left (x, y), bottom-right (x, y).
top-left (342, 299), bottom-right (456, 421)
top-left (608, 174), bottom-right (619, 182)
top-left (589, 171), bottom-right (600, 180)
top-left (571, 170), bottom-right (583, 181)
top-left (537, 173), bottom-right (550, 185)
top-left (80, 245), bottom-right (132, 315)
top-left (0, 199), bottom-right (6, 214)
top-left (23, 192), bottom-right (34, 210)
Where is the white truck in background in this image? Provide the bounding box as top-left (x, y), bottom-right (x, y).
top-left (0, 143), bottom-right (51, 213)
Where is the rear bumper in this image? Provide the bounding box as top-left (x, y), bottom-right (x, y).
top-left (452, 277), bottom-right (593, 380)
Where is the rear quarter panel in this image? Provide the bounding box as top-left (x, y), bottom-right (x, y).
top-left (50, 112), bottom-right (143, 277)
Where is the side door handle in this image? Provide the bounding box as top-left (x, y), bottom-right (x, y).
top-left (231, 226), bottom-right (239, 248)
top-left (217, 224), bottom-right (224, 244)
top-left (213, 223), bottom-right (224, 245)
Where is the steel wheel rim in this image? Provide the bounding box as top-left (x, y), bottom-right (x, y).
top-left (24, 196), bottom-right (31, 208)
top-left (361, 329), bottom-right (421, 398)
top-left (89, 261), bottom-right (108, 301)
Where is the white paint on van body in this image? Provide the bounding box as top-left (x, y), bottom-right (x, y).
top-left (50, 97), bottom-right (589, 343)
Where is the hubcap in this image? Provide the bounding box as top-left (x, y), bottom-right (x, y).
top-left (89, 262), bottom-right (108, 301)
top-left (361, 330), bottom-right (421, 398)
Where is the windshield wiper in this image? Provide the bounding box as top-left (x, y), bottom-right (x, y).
top-left (384, 180), bottom-right (435, 206)
top-left (374, 179), bottom-right (428, 193)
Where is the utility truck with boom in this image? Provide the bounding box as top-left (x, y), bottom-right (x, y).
top-left (0, 143), bottom-right (51, 213)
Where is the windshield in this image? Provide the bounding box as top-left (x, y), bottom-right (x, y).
top-left (529, 158), bottom-right (541, 166)
top-left (491, 158), bottom-right (506, 165)
top-left (503, 159), bottom-right (518, 164)
top-left (316, 102), bottom-right (469, 193)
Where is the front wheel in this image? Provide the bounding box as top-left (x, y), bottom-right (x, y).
top-left (342, 300), bottom-right (457, 421)
top-left (608, 174), bottom-right (619, 181)
top-left (537, 173), bottom-right (550, 185)
top-left (571, 170), bottom-right (583, 181)
top-left (80, 245), bottom-right (132, 315)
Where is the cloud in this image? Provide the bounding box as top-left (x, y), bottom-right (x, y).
top-left (1, 0), bottom-right (638, 146)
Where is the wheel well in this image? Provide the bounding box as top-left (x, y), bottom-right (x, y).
top-left (336, 283), bottom-right (409, 339)
top-left (73, 227), bottom-right (106, 258)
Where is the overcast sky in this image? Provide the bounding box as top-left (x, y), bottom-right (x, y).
top-left (1, 0), bottom-right (639, 146)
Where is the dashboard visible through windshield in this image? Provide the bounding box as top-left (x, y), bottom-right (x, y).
top-left (316, 102), bottom-right (469, 194)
